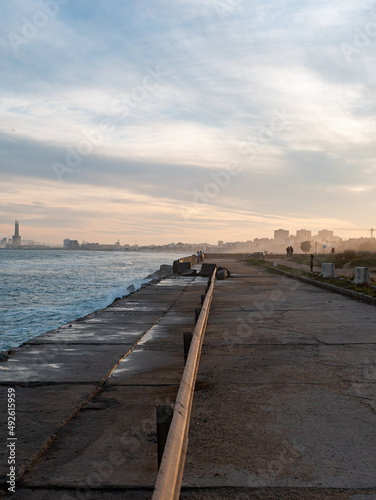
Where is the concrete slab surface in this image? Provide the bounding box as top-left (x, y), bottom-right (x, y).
top-left (179, 488), bottom-right (376, 499)
top-left (7, 487), bottom-right (376, 500)
top-left (0, 272), bottom-right (207, 498)
top-left (21, 385), bottom-right (177, 489)
top-left (183, 261), bottom-right (376, 493)
top-left (0, 384), bottom-right (97, 480)
top-left (8, 490), bottom-right (153, 500)
top-left (0, 343), bottom-right (136, 384)
top-left (25, 324), bottom-right (150, 345)
top-left (107, 347), bottom-right (184, 385)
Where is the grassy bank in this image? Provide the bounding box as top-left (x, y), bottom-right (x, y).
top-left (287, 251), bottom-right (376, 269)
top-left (247, 255), bottom-right (376, 298)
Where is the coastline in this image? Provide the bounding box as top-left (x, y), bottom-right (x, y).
top-left (0, 262), bottom-right (174, 361)
top-left (0, 252), bottom-right (176, 353)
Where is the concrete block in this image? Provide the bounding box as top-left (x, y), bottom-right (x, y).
top-left (200, 263), bottom-right (217, 277)
top-left (177, 262), bottom-right (191, 274)
top-left (321, 263), bottom-right (335, 278)
top-left (0, 351), bottom-right (8, 362)
top-left (181, 269), bottom-right (198, 276)
top-left (173, 260), bottom-right (179, 273)
top-left (353, 267), bottom-right (371, 284)
top-left (217, 268), bottom-right (228, 280)
top-left (160, 264), bottom-right (173, 272)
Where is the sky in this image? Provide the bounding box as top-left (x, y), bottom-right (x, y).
top-left (1, 0), bottom-right (376, 245)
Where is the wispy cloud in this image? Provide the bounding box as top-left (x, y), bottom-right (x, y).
top-left (0, 0), bottom-right (375, 244)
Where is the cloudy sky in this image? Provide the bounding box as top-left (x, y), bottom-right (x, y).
top-left (1, 0), bottom-right (375, 245)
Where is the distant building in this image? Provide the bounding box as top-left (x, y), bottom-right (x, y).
top-left (274, 229), bottom-right (289, 241)
top-left (63, 239), bottom-right (79, 250)
top-left (12, 220), bottom-right (21, 247)
top-left (254, 237), bottom-right (273, 248)
top-left (80, 242), bottom-right (100, 250)
top-left (317, 229), bottom-right (334, 241)
top-left (296, 229), bottom-right (312, 241)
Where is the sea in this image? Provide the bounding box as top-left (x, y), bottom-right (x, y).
top-left (0, 250), bottom-right (176, 351)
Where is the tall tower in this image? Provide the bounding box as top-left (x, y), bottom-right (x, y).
top-left (12, 220), bottom-right (21, 247)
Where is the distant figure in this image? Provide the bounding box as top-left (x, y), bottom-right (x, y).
top-left (286, 246), bottom-right (294, 257)
top-left (197, 251), bottom-right (200, 264)
top-left (331, 247), bottom-right (335, 254)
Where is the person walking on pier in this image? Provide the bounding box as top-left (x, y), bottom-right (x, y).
top-left (196, 250), bottom-right (204, 264)
top-left (286, 246), bottom-right (294, 257)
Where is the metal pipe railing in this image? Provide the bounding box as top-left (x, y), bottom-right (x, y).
top-left (152, 269), bottom-right (216, 500)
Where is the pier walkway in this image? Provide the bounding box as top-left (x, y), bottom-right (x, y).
top-left (182, 260), bottom-right (376, 500)
top-left (1, 259), bottom-right (376, 499)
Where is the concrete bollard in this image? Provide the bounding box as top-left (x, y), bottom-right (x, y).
top-left (156, 404), bottom-right (174, 468)
top-left (321, 263), bottom-right (335, 278)
top-left (183, 332), bottom-right (193, 364)
top-left (353, 267), bottom-right (371, 285)
top-left (195, 307), bottom-right (201, 322)
top-left (177, 262), bottom-right (191, 274)
top-left (216, 269), bottom-right (228, 280)
top-left (172, 260), bottom-right (179, 274)
top-left (200, 263), bottom-right (217, 277)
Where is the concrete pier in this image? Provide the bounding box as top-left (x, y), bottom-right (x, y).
top-left (1, 259), bottom-right (376, 499)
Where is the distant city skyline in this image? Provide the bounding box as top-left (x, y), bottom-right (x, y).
top-left (1, 2), bottom-right (375, 244)
top-left (1, 219), bottom-right (375, 248)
